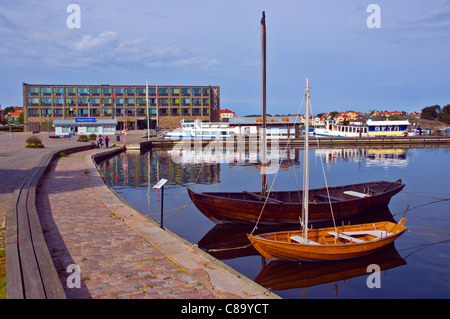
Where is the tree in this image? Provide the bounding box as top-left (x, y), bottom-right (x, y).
top-left (438, 104), bottom-right (450, 124)
top-left (2, 106), bottom-right (15, 116)
top-left (421, 105), bottom-right (440, 120)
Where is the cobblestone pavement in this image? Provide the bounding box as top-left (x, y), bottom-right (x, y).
top-left (37, 149), bottom-right (218, 299)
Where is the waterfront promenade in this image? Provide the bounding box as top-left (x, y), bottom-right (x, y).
top-left (1, 130), bottom-right (274, 299)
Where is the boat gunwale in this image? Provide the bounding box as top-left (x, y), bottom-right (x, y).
top-left (191, 180), bottom-right (405, 205)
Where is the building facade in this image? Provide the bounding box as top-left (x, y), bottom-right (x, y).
top-left (22, 83), bottom-right (220, 132)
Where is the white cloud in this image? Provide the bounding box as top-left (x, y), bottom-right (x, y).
top-left (72, 31), bottom-right (119, 51)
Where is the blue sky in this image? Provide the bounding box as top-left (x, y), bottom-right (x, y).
top-left (1, 0), bottom-right (450, 116)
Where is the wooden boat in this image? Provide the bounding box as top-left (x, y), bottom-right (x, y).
top-left (248, 218), bottom-right (407, 261)
top-left (188, 180), bottom-right (404, 225)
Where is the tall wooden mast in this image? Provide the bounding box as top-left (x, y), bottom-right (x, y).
top-left (261, 11), bottom-right (268, 196)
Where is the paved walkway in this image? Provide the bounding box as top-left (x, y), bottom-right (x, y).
top-left (1, 130), bottom-right (275, 299)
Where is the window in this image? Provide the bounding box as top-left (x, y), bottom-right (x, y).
top-left (62, 126), bottom-right (71, 133)
top-left (171, 88), bottom-right (180, 95)
top-left (158, 87), bottom-right (169, 96)
top-left (65, 98), bottom-right (76, 105)
top-left (148, 87), bottom-right (157, 95)
top-left (182, 108), bottom-right (191, 116)
top-left (114, 87), bottom-right (123, 95)
top-left (150, 108), bottom-right (157, 115)
top-left (103, 108), bottom-right (112, 116)
top-left (159, 98), bottom-right (168, 106)
top-left (181, 88), bottom-right (191, 96)
top-left (53, 87), bottom-right (63, 96)
top-left (193, 98), bottom-right (202, 106)
top-left (181, 98), bottom-right (191, 106)
top-left (126, 108), bottom-right (135, 116)
top-left (87, 126), bottom-right (98, 132)
top-left (28, 87), bottom-right (39, 95)
top-left (29, 108), bottom-right (39, 117)
top-left (53, 109), bottom-right (63, 117)
top-left (136, 88), bottom-right (146, 96)
top-left (90, 98), bottom-right (100, 106)
top-left (40, 87), bottom-right (52, 95)
top-left (203, 108), bottom-right (209, 116)
top-left (28, 98), bottom-right (39, 105)
top-left (78, 98), bottom-right (88, 106)
top-left (125, 88), bottom-right (135, 96)
top-left (41, 98), bottom-right (52, 106)
top-left (170, 98), bottom-right (180, 106)
top-left (78, 87), bottom-right (88, 95)
top-left (104, 126), bottom-right (115, 133)
top-left (65, 87), bottom-right (76, 95)
top-left (171, 108), bottom-right (179, 116)
top-left (102, 87), bottom-right (112, 95)
top-left (115, 108), bottom-right (123, 116)
top-left (137, 98), bottom-right (147, 106)
top-left (192, 108), bottom-right (201, 116)
top-left (125, 98), bottom-right (135, 106)
top-left (78, 108), bottom-right (89, 116)
top-left (203, 98), bottom-right (210, 105)
top-left (137, 108), bottom-right (146, 116)
top-left (116, 98), bottom-right (124, 106)
top-left (41, 108), bottom-right (52, 116)
top-left (202, 88), bottom-right (210, 96)
top-left (192, 88), bottom-right (201, 96)
top-left (159, 108), bottom-right (168, 116)
top-left (90, 87), bottom-right (100, 95)
top-left (102, 98), bottom-right (112, 106)
top-left (53, 98), bottom-right (63, 106)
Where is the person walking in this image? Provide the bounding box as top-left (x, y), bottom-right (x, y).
top-left (98, 135), bottom-right (103, 148)
top-left (105, 135), bottom-right (110, 148)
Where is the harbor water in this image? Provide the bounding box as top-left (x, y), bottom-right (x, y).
top-left (98, 146), bottom-right (450, 299)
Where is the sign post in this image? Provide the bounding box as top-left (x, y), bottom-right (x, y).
top-left (153, 178), bottom-right (168, 229)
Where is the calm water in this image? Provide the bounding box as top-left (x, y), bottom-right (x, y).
top-left (98, 145), bottom-right (450, 299)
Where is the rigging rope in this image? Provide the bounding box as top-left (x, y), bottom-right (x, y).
top-left (250, 94), bottom-right (305, 236)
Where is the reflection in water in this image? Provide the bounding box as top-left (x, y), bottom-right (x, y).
top-left (98, 146), bottom-right (449, 299)
top-left (255, 244), bottom-right (406, 294)
top-left (315, 148), bottom-right (408, 168)
top-left (101, 149), bottom-right (222, 189)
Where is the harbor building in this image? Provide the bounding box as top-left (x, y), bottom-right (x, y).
top-left (22, 83), bottom-right (220, 132)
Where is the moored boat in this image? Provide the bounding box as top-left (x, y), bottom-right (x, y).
top-left (188, 179), bottom-right (405, 225)
top-left (248, 219), bottom-right (407, 261)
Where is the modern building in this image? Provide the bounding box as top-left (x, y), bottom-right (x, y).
top-left (22, 83), bottom-right (220, 132)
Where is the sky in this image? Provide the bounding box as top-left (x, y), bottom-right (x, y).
top-left (1, 0), bottom-right (450, 116)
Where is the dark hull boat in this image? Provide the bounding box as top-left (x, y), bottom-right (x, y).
top-left (188, 179), bottom-right (405, 225)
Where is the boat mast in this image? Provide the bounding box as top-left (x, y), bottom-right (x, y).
top-left (261, 11), bottom-right (268, 196)
top-left (303, 79), bottom-right (310, 240)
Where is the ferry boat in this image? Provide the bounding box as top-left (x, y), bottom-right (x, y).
top-left (315, 120), bottom-right (367, 137)
top-left (315, 119), bottom-right (412, 137)
top-left (165, 119), bottom-right (236, 139)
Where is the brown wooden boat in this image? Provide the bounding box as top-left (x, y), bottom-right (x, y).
top-left (187, 179), bottom-right (405, 225)
top-left (247, 218), bottom-right (407, 261)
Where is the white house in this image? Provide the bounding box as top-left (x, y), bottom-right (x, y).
top-left (53, 119), bottom-right (117, 136)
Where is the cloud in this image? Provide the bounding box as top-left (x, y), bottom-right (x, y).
top-left (72, 31), bottom-right (119, 51)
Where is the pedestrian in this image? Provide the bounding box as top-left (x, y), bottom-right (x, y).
top-left (105, 135), bottom-right (110, 148)
top-left (98, 135), bottom-right (103, 148)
